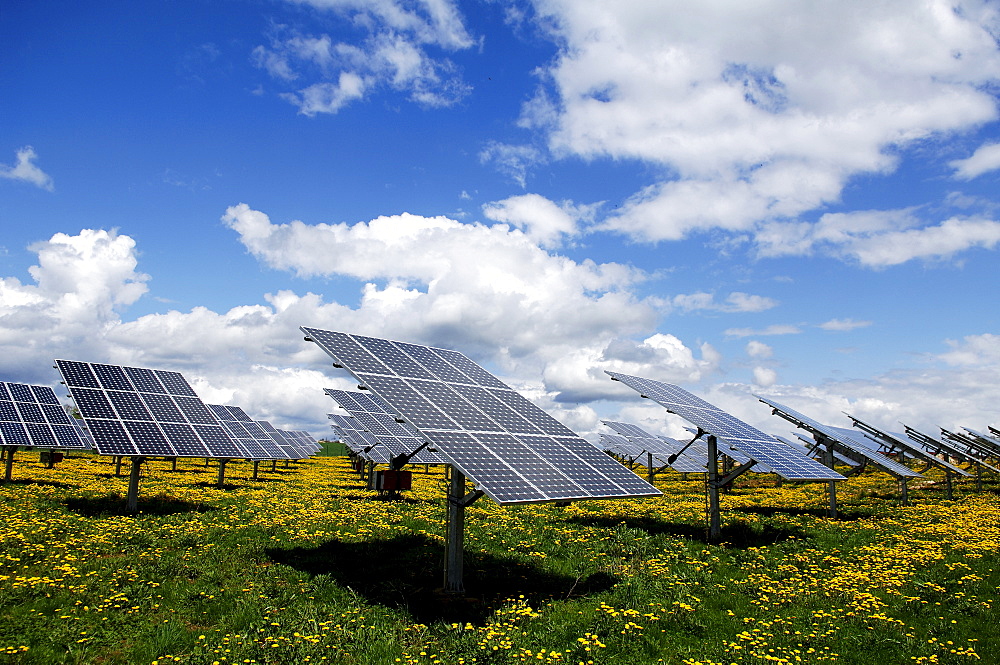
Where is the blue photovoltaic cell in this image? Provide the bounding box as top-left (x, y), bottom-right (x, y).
top-left (758, 397), bottom-right (922, 479)
top-left (55, 360), bottom-right (248, 459)
top-left (207, 404), bottom-right (284, 460)
top-left (304, 327), bottom-right (659, 504)
top-left (0, 381), bottom-right (89, 449)
top-left (606, 371), bottom-right (843, 482)
top-left (325, 389), bottom-right (443, 463)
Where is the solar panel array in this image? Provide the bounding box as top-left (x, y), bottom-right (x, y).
top-left (944, 427), bottom-right (1000, 459)
top-left (602, 421), bottom-right (707, 473)
top-left (207, 405), bottom-right (288, 460)
top-left (325, 388), bottom-right (445, 464)
top-left (303, 327), bottom-right (659, 504)
top-left (902, 424), bottom-right (1000, 473)
top-left (328, 413), bottom-right (391, 462)
top-left (256, 420), bottom-right (312, 460)
top-left (55, 360), bottom-right (249, 459)
top-left (758, 397), bottom-right (922, 479)
top-left (606, 371), bottom-right (844, 481)
top-left (846, 415), bottom-right (970, 477)
top-left (0, 381), bottom-right (90, 450)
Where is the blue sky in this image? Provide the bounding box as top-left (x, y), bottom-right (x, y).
top-left (2, 0), bottom-right (999, 441)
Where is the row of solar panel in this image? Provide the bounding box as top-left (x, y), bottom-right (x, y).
top-left (0, 365), bottom-right (320, 463)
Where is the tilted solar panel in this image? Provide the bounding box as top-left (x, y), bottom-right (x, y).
top-left (606, 371), bottom-right (844, 481)
top-left (304, 327), bottom-right (659, 504)
top-left (55, 360), bottom-right (250, 459)
top-left (602, 421), bottom-right (707, 473)
top-left (207, 405), bottom-right (286, 460)
top-left (325, 388), bottom-right (445, 464)
top-left (758, 397), bottom-right (922, 479)
top-left (0, 381), bottom-right (90, 449)
top-left (903, 424), bottom-right (1000, 473)
top-left (846, 415), bottom-right (970, 477)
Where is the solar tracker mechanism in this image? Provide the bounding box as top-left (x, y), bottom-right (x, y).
top-left (303, 327), bottom-right (660, 593)
top-left (606, 371), bottom-right (844, 538)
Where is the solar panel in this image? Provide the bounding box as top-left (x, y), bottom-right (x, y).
top-left (55, 360), bottom-right (250, 459)
top-left (606, 371), bottom-right (844, 481)
top-left (207, 405), bottom-right (287, 460)
top-left (255, 421), bottom-right (305, 460)
top-left (303, 327), bottom-right (659, 504)
top-left (963, 428), bottom-right (1000, 455)
top-left (602, 421), bottom-right (707, 473)
top-left (758, 397), bottom-right (922, 479)
top-left (325, 388), bottom-right (445, 465)
top-left (846, 415), bottom-right (971, 477)
top-left (944, 427), bottom-right (1000, 458)
top-left (0, 381), bottom-right (90, 449)
top-left (902, 424), bottom-right (1000, 473)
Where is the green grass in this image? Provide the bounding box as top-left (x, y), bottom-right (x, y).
top-left (0, 454), bottom-right (997, 664)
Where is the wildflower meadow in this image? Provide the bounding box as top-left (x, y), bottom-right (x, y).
top-left (0, 453), bottom-right (996, 664)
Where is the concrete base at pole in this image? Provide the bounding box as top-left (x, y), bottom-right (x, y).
top-left (126, 457), bottom-right (144, 513)
top-left (443, 466), bottom-right (466, 594)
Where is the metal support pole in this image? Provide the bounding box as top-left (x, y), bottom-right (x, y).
top-left (367, 461), bottom-right (376, 489)
top-left (253, 460), bottom-right (260, 480)
top-left (945, 470), bottom-right (953, 500)
top-left (444, 466), bottom-right (466, 594)
top-left (46, 451), bottom-right (56, 469)
top-left (706, 435), bottom-right (721, 542)
top-left (126, 456), bottom-right (144, 513)
top-left (825, 443), bottom-right (838, 518)
top-left (3, 446), bottom-right (14, 482)
top-left (899, 477), bottom-right (909, 506)
top-left (271, 459), bottom-right (277, 472)
top-left (647, 452), bottom-right (655, 486)
top-left (976, 464), bottom-right (982, 491)
top-left (115, 456), bottom-right (124, 476)
top-left (171, 457), bottom-right (178, 471)
top-left (216, 459), bottom-right (228, 488)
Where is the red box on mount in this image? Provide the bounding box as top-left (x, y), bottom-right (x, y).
top-left (375, 470), bottom-right (412, 491)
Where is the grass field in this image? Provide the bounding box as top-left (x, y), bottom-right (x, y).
top-left (0, 453), bottom-right (997, 664)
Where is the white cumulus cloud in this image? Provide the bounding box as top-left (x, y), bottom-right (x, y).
top-left (951, 142), bottom-right (1000, 180)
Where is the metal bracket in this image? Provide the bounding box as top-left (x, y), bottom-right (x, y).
top-left (710, 459), bottom-right (757, 488)
top-left (449, 489), bottom-right (484, 508)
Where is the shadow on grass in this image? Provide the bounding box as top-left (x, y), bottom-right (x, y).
top-left (2, 478), bottom-right (77, 489)
top-left (565, 514), bottom-right (802, 547)
top-left (736, 506), bottom-right (874, 522)
top-left (65, 493), bottom-right (217, 517)
top-left (267, 534), bottom-right (616, 624)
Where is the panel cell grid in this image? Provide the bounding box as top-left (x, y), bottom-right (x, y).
top-left (0, 381), bottom-right (89, 449)
top-left (304, 326), bottom-right (659, 504)
top-left (55, 359), bottom-right (248, 459)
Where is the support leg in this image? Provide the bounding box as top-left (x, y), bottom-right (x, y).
top-left (900, 477), bottom-right (909, 506)
top-left (825, 444), bottom-right (838, 519)
top-left (647, 452), bottom-right (655, 486)
top-left (706, 436), bottom-right (721, 542)
top-left (126, 457), bottom-right (144, 513)
top-left (253, 460), bottom-right (260, 481)
top-left (3, 447), bottom-right (14, 482)
top-left (444, 466), bottom-right (466, 594)
top-left (115, 456), bottom-right (124, 477)
top-left (945, 470), bottom-right (954, 500)
top-left (216, 459), bottom-right (228, 488)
